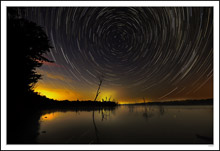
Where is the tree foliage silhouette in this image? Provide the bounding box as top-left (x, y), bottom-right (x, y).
top-left (7, 8), bottom-right (54, 143)
top-left (7, 8), bottom-right (53, 95)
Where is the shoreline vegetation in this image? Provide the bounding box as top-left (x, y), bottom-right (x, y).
top-left (124, 98), bottom-right (213, 106)
top-left (24, 92), bottom-right (213, 110)
top-left (25, 92), bottom-right (118, 110)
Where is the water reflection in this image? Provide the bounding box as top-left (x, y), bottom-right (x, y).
top-left (37, 107), bottom-right (117, 144)
top-left (8, 105), bottom-right (213, 144)
top-left (158, 105), bottom-right (165, 115)
top-left (142, 105), bottom-right (155, 120)
top-left (92, 110), bottom-right (99, 143)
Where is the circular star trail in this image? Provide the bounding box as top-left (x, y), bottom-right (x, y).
top-left (24, 7), bottom-right (213, 102)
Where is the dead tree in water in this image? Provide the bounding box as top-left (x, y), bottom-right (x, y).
top-left (92, 76), bottom-right (103, 143)
top-left (143, 97), bottom-right (146, 104)
top-left (94, 77), bottom-right (103, 101)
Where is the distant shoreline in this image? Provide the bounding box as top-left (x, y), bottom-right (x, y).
top-left (18, 92), bottom-right (213, 111)
top-left (37, 98), bottom-right (213, 110)
top-left (122, 99), bottom-right (213, 106)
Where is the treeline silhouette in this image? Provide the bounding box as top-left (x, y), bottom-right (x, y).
top-left (7, 7), bottom-right (52, 143)
top-left (7, 7), bottom-right (54, 110)
top-left (7, 8), bottom-right (54, 143)
top-left (126, 98), bottom-right (213, 106)
top-left (25, 92), bottom-right (117, 110)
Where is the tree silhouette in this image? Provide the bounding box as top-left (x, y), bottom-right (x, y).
top-left (7, 8), bottom-right (54, 143)
top-left (94, 75), bottom-right (103, 101)
top-left (7, 8), bottom-right (53, 96)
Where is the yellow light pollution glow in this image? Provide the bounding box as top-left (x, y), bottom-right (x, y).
top-left (33, 68), bottom-right (213, 104)
top-left (34, 84), bottom-right (81, 101)
top-left (98, 90), bottom-right (116, 101)
top-left (34, 80), bottom-right (155, 104)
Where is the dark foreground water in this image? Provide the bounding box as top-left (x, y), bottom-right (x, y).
top-left (35, 105), bottom-right (213, 144)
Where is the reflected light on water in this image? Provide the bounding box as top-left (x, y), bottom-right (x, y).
top-left (36, 105), bottom-right (213, 144)
top-left (40, 113), bottom-right (60, 121)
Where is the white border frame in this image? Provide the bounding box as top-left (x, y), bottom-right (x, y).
top-left (1, 1), bottom-right (219, 150)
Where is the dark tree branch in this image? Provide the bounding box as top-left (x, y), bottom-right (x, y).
top-left (94, 77), bottom-right (103, 101)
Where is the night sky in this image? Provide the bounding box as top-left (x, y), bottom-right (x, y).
top-left (24, 7), bottom-right (213, 103)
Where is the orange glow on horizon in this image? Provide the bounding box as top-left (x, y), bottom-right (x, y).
top-left (34, 84), bottom-right (81, 101)
top-left (34, 83), bottom-right (153, 104)
top-left (33, 79), bottom-right (207, 104)
top-left (118, 99), bottom-right (152, 104)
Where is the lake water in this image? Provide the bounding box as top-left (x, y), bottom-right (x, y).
top-left (36, 105), bottom-right (213, 144)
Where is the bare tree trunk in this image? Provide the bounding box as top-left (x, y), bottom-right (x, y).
top-left (94, 79), bottom-right (102, 101)
top-left (143, 97), bottom-right (146, 104)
